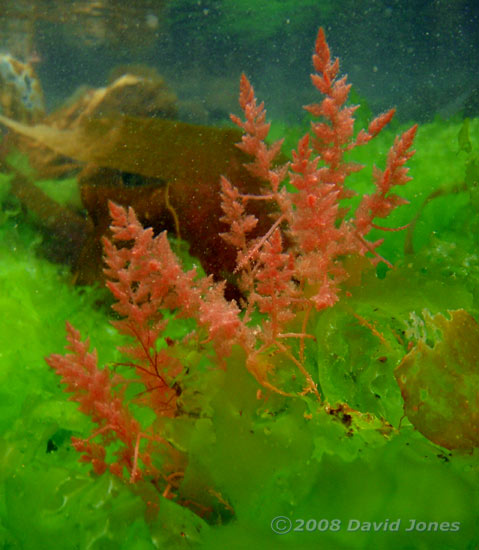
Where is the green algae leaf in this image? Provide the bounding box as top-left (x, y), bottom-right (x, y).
top-left (458, 117), bottom-right (472, 154)
top-left (3, 467), bottom-right (152, 550)
top-left (309, 403), bottom-right (395, 464)
top-left (149, 496), bottom-right (208, 549)
top-left (395, 309), bottom-right (479, 450)
top-left (313, 301), bottom-right (405, 422)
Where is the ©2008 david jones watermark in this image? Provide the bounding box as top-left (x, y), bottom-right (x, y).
top-left (271, 517), bottom-right (461, 535)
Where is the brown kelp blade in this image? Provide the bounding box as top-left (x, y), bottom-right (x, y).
top-left (0, 114), bottom-right (245, 183)
top-left (0, 112), bottom-right (270, 292)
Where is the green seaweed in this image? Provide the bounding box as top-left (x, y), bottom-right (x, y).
top-left (0, 105), bottom-right (478, 550)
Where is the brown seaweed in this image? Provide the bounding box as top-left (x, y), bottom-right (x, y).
top-left (0, 113), bottom-right (269, 288)
top-left (0, 114), bottom-right (249, 181)
top-left (395, 309), bottom-right (479, 450)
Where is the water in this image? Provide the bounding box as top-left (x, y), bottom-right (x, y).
top-left (1, 0), bottom-right (478, 123)
top-left (0, 2), bottom-right (478, 549)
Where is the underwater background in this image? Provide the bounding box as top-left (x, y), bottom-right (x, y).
top-left (0, 1), bottom-right (478, 549)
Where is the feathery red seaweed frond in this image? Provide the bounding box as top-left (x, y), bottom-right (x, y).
top-left (231, 73), bottom-right (285, 185)
top-left (47, 27), bottom-right (417, 507)
top-left (355, 124), bottom-right (418, 237)
top-left (45, 322), bottom-right (163, 482)
top-left (103, 202), bottom-right (194, 416)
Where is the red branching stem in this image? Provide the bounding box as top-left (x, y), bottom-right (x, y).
top-left (371, 223), bottom-right (410, 232)
top-left (277, 332), bottom-right (316, 340)
top-left (274, 340), bottom-right (321, 400)
top-left (239, 193), bottom-right (276, 201)
top-left (131, 432), bottom-right (149, 483)
top-left (299, 302), bottom-right (313, 364)
top-left (234, 213), bottom-right (287, 273)
top-left (353, 231), bottom-right (392, 267)
top-left (355, 124), bottom-right (417, 238)
top-left (125, 320), bottom-right (164, 382)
